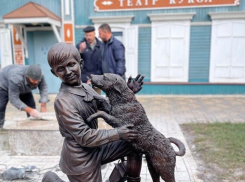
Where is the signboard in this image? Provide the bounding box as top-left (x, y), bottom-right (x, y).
top-left (12, 27), bottom-right (24, 65)
top-left (94, 0), bottom-right (240, 11)
top-left (63, 23), bottom-right (74, 45)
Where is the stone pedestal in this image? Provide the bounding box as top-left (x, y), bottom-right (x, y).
top-left (2, 112), bottom-right (111, 155)
top-left (4, 113), bottom-right (63, 156)
top-left (0, 129), bottom-right (9, 150)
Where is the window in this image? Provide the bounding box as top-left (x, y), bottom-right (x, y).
top-left (209, 12), bottom-right (245, 82)
top-left (148, 13), bottom-right (195, 82)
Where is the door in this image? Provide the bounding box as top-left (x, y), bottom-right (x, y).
top-left (151, 21), bottom-right (190, 82)
top-left (111, 27), bottom-right (138, 79)
top-left (31, 31), bottom-right (61, 93)
top-left (112, 27), bottom-right (138, 79)
top-left (0, 28), bottom-right (13, 69)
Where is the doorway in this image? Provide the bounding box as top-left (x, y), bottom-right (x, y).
top-left (27, 31), bottom-right (60, 93)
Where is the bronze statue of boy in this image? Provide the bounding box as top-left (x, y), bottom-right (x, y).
top-left (44, 42), bottom-right (144, 182)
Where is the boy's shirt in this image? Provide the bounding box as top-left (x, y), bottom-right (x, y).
top-left (54, 82), bottom-right (119, 175)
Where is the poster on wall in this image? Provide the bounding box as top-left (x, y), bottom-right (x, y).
top-left (94, 0), bottom-right (240, 11)
top-left (12, 27), bottom-right (24, 65)
top-left (63, 23), bottom-right (74, 45)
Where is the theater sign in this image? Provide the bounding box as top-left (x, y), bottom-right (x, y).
top-left (94, 0), bottom-right (240, 11)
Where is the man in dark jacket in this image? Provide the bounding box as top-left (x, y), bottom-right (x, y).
top-left (0, 64), bottom-right (49, 128)
top-left (76, 26), bottom-right (102, 84)
top-left (99, 23), bottom-right (126, 80)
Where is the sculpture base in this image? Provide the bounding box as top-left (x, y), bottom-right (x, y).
top-left (3, 113), bottom-right (63, 156)
top-left (1, 113), bottom-right (111, 156)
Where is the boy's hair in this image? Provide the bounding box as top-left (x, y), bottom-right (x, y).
top-left (99, 23), bottom-right (111, 33)
top-left (47, 42), bottom-right (81, 68)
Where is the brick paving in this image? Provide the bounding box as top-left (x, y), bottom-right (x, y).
top-left (1, 94), bottom-right (245, 181)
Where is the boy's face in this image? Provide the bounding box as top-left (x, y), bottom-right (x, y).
top-left (51, 58), bottom-right (82, 86)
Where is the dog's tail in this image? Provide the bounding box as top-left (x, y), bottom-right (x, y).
top-left (168, 137), bottom-right (186, 156)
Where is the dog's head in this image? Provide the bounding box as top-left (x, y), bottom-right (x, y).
top-left (90, 73), bottom-right (128, 95)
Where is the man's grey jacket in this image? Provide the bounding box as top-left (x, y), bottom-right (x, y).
top-left (0, 65), bottom-right (49, 110)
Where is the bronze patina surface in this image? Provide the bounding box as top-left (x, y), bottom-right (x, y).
top-left (88, 73), bottom-right (186, 182)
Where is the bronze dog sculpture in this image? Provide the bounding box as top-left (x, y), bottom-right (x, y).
top-left (87, 73), bottom-right (186, 182)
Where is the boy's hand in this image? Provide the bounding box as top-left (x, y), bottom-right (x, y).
top-left (117, 124), bottom-right (138, 142)
top-left (127, 74), bottom-right (144, 94)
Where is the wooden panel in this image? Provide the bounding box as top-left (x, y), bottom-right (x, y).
top-left (232, 37), bottom-right (245, 66)
top-left (155, 39), bottom-right (169, 66)
top-left (138, 27), bottom-right (151, 81)
top-left (189, 25), bottom-right (211, 82)
top-left (75, 28), bottom-right (84, 45)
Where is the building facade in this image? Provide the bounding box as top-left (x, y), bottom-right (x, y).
top-left (0, 0), bottom-right (245, 94)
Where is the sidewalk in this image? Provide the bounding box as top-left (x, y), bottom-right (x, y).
top-left (1, 95), bottom-right (245, 181)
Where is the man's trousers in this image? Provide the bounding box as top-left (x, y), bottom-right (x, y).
top-left (0, 87), bottom-right (36, 128)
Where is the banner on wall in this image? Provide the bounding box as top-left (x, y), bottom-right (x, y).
top-left (12, 27), bottom-right (24, 65)
top-left (94, 0), bottom-right (240, 11)
top-left (63, 23), bottom-right (74, 45)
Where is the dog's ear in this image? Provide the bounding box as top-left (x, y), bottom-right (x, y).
top-left (113, 76), bottom-right (128, 94)
top-left (114, 83), bottom-right (122, 94)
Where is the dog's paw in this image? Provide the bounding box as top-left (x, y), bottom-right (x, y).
top-left (86, 115), bottom-right (93, 123)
